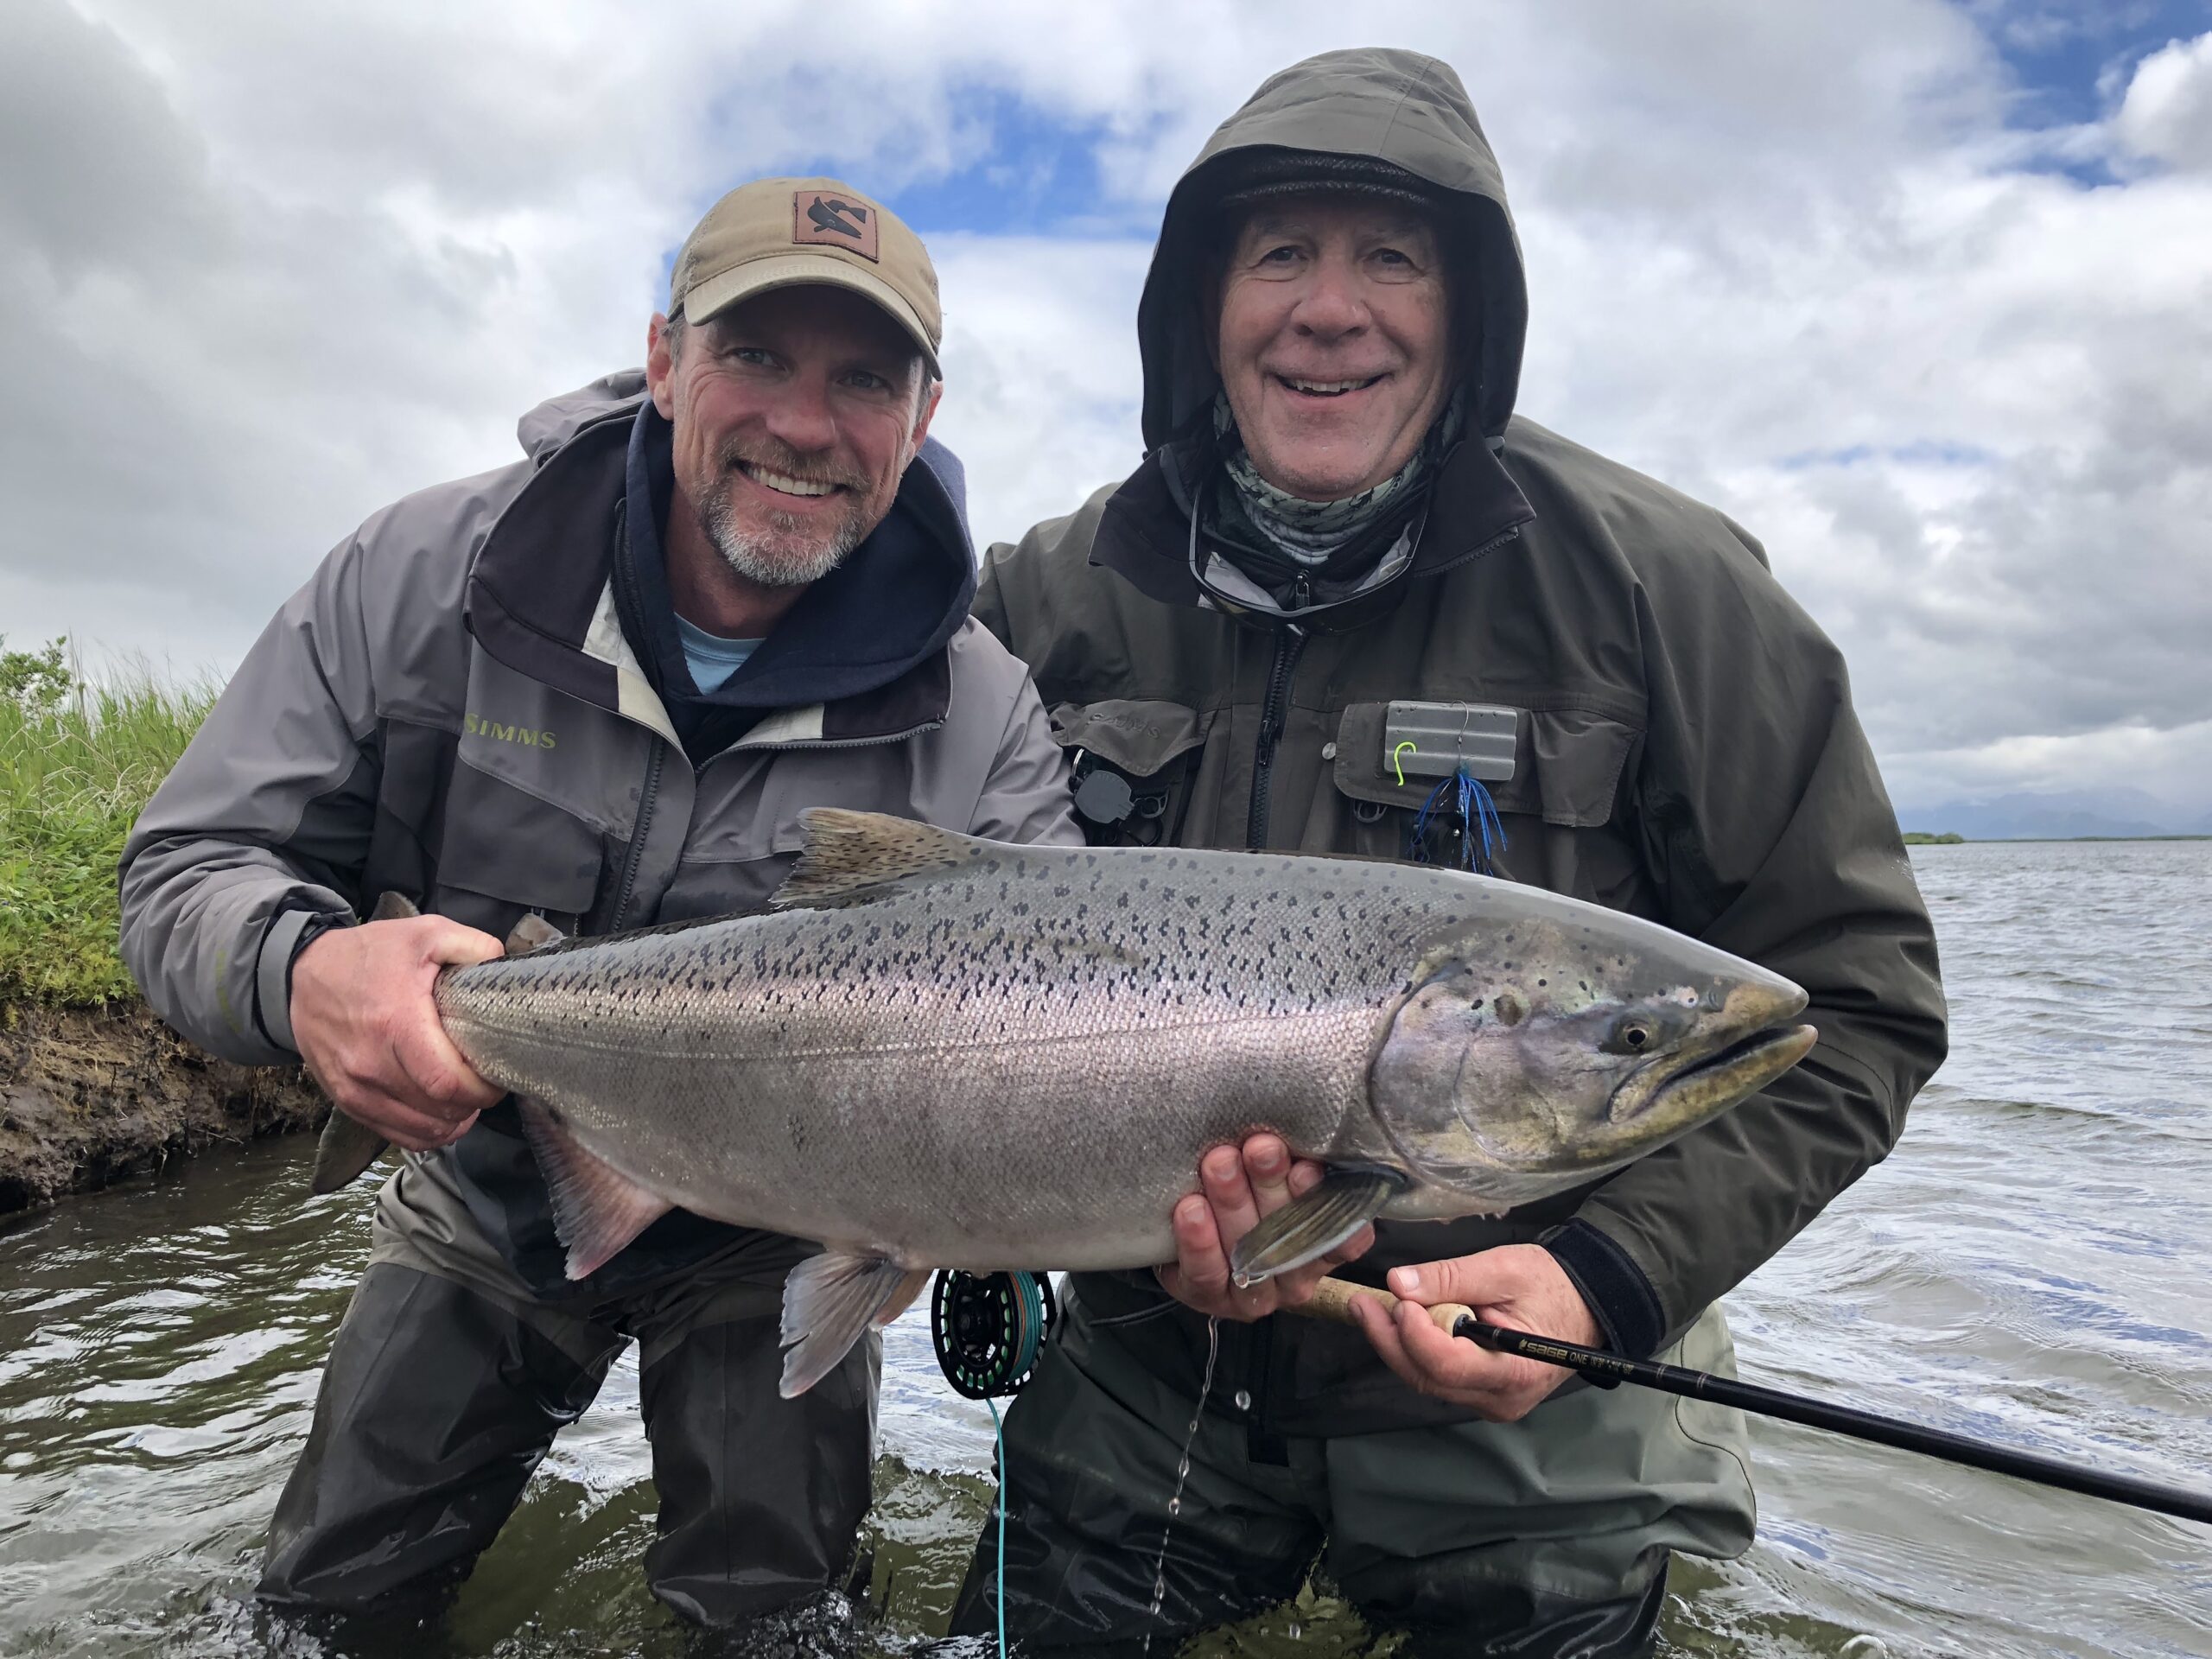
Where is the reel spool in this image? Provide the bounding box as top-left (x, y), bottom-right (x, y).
top-left (931, 1270), bottom-right (1059, 1399)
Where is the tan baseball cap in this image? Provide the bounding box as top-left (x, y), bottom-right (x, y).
top-left (668, 176), bottom-right (941, 377)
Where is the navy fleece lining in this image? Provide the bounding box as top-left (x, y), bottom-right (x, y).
top-left (618, 402), bottom-right (976, 734)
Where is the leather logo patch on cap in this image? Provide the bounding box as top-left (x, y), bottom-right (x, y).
top-left (793, 191), bottom-right (880, 262)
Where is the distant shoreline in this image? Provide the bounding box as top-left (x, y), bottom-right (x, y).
top-left (1904, 833), bottom-right (2211, 844)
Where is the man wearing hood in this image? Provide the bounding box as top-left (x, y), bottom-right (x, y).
top-left (118, 179), bottom-right (1078, 1625)
top-left (950, 50), bottom-right (1947, 1657)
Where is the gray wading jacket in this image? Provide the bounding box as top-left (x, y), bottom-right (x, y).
top-left (976, 50), bottom-right (1949, 1437)
top-left (120, 372), bottom-right (1080, 1293)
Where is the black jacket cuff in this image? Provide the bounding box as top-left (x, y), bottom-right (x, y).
top-left (1539, 1219), bottom-right (1667, 1359)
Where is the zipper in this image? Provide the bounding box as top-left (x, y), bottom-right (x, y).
top-left (727, 722), bottom-right (944, 756)
top-left (1244, 623), bottom-right (1307, 852)
top-left (608, 734), bottom-right (668, 931)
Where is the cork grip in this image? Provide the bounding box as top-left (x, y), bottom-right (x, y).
top-left (1297, 1275), bottom-right (1474, 1337)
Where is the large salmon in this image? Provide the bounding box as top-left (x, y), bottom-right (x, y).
top-left (317, 809), bottom-right (1815, 1395)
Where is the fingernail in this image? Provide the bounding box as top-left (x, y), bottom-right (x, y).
top-left (1390, 1267), bottom-right (1419, 1294)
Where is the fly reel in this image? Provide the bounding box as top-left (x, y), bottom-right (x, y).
top-left (930, 1270), bottom-right (1059, 1399)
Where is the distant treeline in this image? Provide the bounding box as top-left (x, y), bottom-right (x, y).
top-left (1901, 831), bottom-right (1967, 845)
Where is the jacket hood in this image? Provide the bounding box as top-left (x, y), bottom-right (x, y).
top-left (1136, 48), bottom-right (1528, 448)
top-left (517, 372), bottom-right (642, 462)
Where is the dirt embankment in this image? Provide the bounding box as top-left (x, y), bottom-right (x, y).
top-left (0, 1002), bottom-right (326, 1214)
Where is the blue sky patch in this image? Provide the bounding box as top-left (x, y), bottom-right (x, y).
top-left (1978, 0), bottom-right (2210, 126)
top-left (1777, 439), bottom-right (1999, 471)
top-left (1976, 0), bottom-right (2212, 183)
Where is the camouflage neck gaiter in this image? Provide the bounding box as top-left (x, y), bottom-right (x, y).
top-left (1213, 386), bottom-right (1466, 568)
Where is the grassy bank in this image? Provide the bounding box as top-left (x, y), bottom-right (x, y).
top-left (0, 643), bottom-right (321, 1214)
top-left (0, 641), bottom-right (213, 1006)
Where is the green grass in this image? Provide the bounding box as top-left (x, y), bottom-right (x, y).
top-left (0, 644), bottom-right (213, 1006)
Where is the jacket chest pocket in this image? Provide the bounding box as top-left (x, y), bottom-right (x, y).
top-left (655, 748), bottom-right (915, 922)
top-left (1329, 702), bottom-right (1643, 893)
top-left (429, 758), bottom-right (610, 941)
top-left (1050, 699), bottom-right (1215, 848)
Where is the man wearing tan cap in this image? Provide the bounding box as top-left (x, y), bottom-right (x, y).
top-left (118, 178), bottom-right (1079, 1628)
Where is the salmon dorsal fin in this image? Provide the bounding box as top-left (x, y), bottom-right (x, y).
top-left (770, 808), bottom-right (986, 909)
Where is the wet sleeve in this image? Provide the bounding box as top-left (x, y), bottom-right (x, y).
top-left (1551, 522), bottom-right (1949, 1357)
top-left (117, 535), bottom-right (382, 1065)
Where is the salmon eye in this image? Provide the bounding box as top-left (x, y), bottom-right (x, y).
top-left (1604, 1017), bottom-right (1655, 1055)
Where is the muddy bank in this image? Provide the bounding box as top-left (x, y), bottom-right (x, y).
top-left (0, 1001), bottom-right (324, 1214)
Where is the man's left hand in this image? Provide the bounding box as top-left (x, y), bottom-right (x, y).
top-left (1347, 1243), bottom-right (1604, 1422)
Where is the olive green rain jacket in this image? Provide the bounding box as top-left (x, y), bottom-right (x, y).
top-left (976, 48), bottom-right (1948, 1437)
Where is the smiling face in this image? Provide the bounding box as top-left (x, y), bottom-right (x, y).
top-left (1212, 193), bottom-right (1454, 502)
top-left (647, 285), bottom-right (938, 588)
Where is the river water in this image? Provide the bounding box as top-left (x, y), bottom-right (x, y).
top-left (2, 839), bottom-right (2207, 1657)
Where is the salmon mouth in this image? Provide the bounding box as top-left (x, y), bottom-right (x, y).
top-left (1615, 1021), bottom-right (1818, 1127)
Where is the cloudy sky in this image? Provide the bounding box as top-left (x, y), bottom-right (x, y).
top-left (5, 0), bottom-right (2209, 817)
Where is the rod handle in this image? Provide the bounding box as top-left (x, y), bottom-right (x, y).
top-left (1299, 1275), bottom-right (1473, 1337)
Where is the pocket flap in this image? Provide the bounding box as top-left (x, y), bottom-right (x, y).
top-left (1527, 709), bottom-right (1638, 828)
top-left (1049, 698), bottom-right (1212, 779)
top-left (435, 759), bottom-right (607, 912)
top-left (1333, 703), bottom-right (1637, 829)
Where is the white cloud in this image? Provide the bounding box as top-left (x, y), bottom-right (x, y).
top-left (4, 0), bottom-right (2208, 815)
top-left (2113, 29), bottom-right (2212, 168)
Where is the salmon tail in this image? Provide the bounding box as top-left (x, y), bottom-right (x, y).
top-left (1229, 1168), bottom-right (1404, 1287)
top-left (516, 1097), bottom-right (671, 1279)
top-left (770, 809), bottom-right (983, 909)
top-left (778, 1251), bottom-right (930, 1397)
top-left (308, 1109), bottom-right (391, 1196)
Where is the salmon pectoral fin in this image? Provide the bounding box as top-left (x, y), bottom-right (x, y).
top-left (504, 912), bottom-right (567, 954)
top-left (308, 1109), bottom-right (390, 1196)
top-left (779, 1252), bottom-right (931, 1398)
top-left (1228, 1168), bottom-right (1407, 1287)
top-left (302, 892), bottom-right (421, 1198)
top-left (368, 891), bottom-right (420, 922)
top-left (516, 1097), bottom-right (672, 1280)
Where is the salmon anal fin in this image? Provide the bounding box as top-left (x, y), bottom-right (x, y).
top-left (770, 809), bottom-right (986, 909)
top-left (1228, 1168), bottom-right (1405, 1287)
top-left (516, 1097), bottom-right (671, 1279)
top-left (778, 1251), bottom-right (930, 1397)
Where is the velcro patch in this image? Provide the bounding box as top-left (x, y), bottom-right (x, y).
top-left (793, 190), bottom-right (880, 261)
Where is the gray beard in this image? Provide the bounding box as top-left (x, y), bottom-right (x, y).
top-left (699, 484), bottom-right (865, 588)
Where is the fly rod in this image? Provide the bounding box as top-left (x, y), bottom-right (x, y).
top-left (1294, 1277), bottom-right (2212, 1527)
